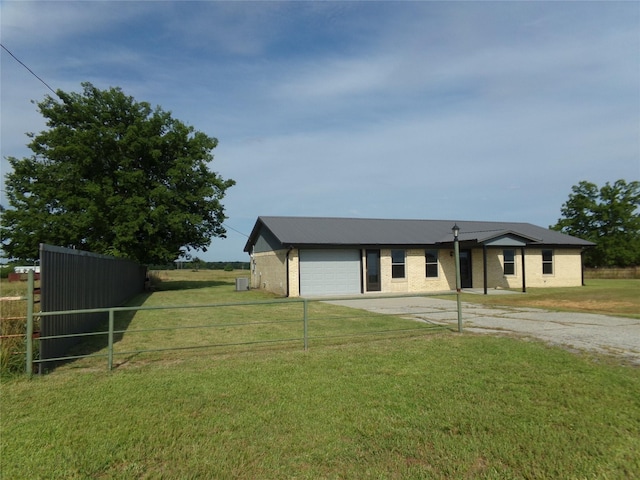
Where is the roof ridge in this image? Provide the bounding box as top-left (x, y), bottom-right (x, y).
top-left (259, 215), bottom-right (538, 224)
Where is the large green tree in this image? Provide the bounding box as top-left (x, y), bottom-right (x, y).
top-left (1, 82), bottom-right (235, 264)
top-left (551, 179), bottom-right (640, 267)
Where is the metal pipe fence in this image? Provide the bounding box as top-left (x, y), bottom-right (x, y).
top-left (25, 291), bottom-right (462, 374)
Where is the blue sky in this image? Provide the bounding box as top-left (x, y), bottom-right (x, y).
top-left (1, 1), bottom-right (639, 261)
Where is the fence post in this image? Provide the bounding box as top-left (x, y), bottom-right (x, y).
top-left (303, 299), bottom-right (308, 351)
top-left (25, 270), bottom-right (35, 376)
top-left (108, 309), bottom-right (114, 371)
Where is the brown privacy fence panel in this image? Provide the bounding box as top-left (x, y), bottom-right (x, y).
top-left (584, 267), bottom-right (640, 279)
top-left (39, 244), bottom-right (146, 371)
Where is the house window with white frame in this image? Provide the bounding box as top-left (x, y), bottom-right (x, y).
top-left (425, 249), bottom-right (439, 278)
top-left (503, 249), bottom-right (515, 275)
top-left (542, 249), bottom-right (554, 274)
top-left (391, 249), bottom-right (405, 278)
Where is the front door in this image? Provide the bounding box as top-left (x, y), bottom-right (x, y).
top-left (460, 249), bottom-right (473, 288)
top-left (366, 249), bottom-right (381, 292)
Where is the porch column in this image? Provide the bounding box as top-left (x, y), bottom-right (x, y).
top-left (521, 247), bottom-right (526, 293)
top-left (483, 244), bottom-right (488, 295)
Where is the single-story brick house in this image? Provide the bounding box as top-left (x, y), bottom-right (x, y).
top-left (243, 216), bottom-right (595, 297)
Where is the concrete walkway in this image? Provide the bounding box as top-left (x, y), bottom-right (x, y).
top-left (326, 296), bottom-right (640, 365)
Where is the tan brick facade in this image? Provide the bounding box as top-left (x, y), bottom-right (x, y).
top-left (469, 247), bottom-right (584, 289)
top-left (250, 250), bottom-right (288, 296)
top-left (523, 248), bottom-right (584, 287)
top-left (252, 246), bottom-right (585, 297)
top-left (250, 248), bottom-right (301, 297)
top-left (288, 249), bottom-right (300, 297)
top-left (443, 247), bottom-right (583, 290)
top-left (378, 249), bottom-right (455, 293)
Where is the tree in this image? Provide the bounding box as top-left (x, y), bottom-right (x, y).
top-left (0, 82), bottom-right (235, 264)
top-left (551, 179), bottom-right (640, 267)
top-left (191, 256), bottom-right (203, 272)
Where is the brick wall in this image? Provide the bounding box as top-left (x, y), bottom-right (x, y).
top-left (288, 249), bottom-right (300, 297)
top-left (525, 248), bottom-right (583, 287)
top-left (251, 250), bottom-right (288, 296)
top-left (379, 249), bottom-right (455, 293)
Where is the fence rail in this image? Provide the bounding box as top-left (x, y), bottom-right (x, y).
top-left (25, 291), bottom-right (461, 374)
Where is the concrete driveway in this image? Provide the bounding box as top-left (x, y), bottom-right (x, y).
top-left (327, 296), bottom-right (640, 365)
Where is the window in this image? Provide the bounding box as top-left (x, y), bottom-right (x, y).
top-left (391, 249), bottom-right (405, 278)
top-left (425, 250), bottom-right (439, 277)
top-left (542, 249), bottom-right (553, 274)
top-left (503, 249), bottom-right (515, 275)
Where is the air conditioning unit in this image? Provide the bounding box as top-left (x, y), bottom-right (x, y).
top-left (235, 277), bottom-right (249, 291)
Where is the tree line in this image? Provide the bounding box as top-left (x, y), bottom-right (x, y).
top-left (170, 261), bottom-right (250, 271)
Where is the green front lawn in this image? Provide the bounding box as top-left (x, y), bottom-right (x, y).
top-left (2, 335), bottom-right (639, 479)
top-left (2, 272), bottom-right (639, 479)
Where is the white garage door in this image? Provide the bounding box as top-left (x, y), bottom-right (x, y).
top-left (299, 249), bottom-right (361, 296)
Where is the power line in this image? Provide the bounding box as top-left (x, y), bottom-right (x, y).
top-left (1, 43), bottom-right (58, 96)
top-left (223, 223), bottom-right (249, 238)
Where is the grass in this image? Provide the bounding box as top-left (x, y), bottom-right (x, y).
top-left (2, 336), bottom-right (639, 479)
top-left (2, 271), bottom-right (639, 478)
top-left (64, 269), bottom-right (446, 371)
top-left (459, 279), bottom-right (640, 319)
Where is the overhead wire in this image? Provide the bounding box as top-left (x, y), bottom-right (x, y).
top-left (223, 223), bottom-right (249, 238)
top-left (1, 43), bottom-right (58, 96)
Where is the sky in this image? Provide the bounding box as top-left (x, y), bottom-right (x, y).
top-left (1, 1), bottom-right (639, 262)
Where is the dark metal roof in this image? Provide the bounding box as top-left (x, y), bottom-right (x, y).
top-left (243, 216), bottom-right (595, 252)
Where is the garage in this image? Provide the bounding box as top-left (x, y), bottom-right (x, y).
top-left (299, 249), bottom-right (362, 296)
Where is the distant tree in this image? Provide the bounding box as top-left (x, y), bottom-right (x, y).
top-left (0, 82), bottom-right (235, 264)
top-left (191, 256), bottom-right (204, 271)
top-left (551, 180), bottom-right (640, 267)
